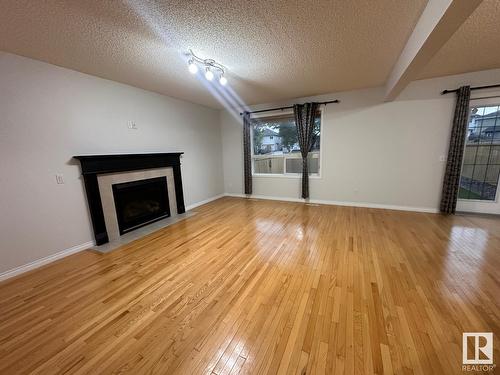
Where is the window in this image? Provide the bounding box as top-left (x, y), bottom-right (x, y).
top-left (458, 105), bottom-right (500, 201)
top-left (251, 112), bottom-right (321, 176)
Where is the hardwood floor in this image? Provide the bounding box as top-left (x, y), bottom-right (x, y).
top-left (0, 197), bottom-right (499, 374)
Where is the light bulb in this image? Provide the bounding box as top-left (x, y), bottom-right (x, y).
top-left (219, 75), bottom-right (227, 86)
top-left (188, 61), bottom-right (198, 74)
top-left (205, 68), bottom-right (214, 81)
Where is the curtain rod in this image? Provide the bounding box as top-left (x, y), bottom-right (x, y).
top-left (441, 84), bottom-right (500, 95)
top-left (239, 99), bottom-right (339, 116)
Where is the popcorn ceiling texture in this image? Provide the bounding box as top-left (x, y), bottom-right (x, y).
top-left (418, 0), bottom-right (500, 80)
top-left (0, 0), bottom-right (428, 108)
top-left (2, 0), bottom-right (497, 108)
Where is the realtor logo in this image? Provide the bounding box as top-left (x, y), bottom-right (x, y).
top-left (462, 333), bottom-right (493, 365)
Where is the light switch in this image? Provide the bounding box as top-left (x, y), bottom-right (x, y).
top-left (55, 174), bottom-right (65, 184)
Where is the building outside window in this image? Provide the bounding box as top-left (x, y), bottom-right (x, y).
top-left (251, 112), bottom-right (321, 176)
top-left (459, 105), bottom-right (500, 201)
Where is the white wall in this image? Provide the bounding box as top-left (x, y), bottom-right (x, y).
top-left (221, 68), bottom-right (500, 212)
top-left (0, 52), bottom-right (224, 274)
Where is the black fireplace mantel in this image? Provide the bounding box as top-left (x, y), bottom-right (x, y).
top-left (74, 153), bottom-right (185, 245)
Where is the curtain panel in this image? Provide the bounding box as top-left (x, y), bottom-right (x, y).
top-left (440, 86), bottom-right (471, 214)
top-left (293, 102), bottom-right (319, 199)
top-left (243, 112), bottom-right (252, 195)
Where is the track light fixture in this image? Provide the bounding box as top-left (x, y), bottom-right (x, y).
top-left (188, 59), bottom-right (198, 74)
top-left (205, 67), bottom-right (214, 81)
top-left (186, 49), bottom-right (227, 85)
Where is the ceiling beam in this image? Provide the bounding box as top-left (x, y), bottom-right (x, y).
top-left (384, 0), bottom-right (483, 101)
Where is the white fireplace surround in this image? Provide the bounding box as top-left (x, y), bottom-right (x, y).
top-left (97, 167), bottom-right (177, 242)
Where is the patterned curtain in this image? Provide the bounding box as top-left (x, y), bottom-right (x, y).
top-left (440, 86), bottom-right (471, 214)
top-left (243, 112), bottom-right (252, 195)
top-left (294, 102), bottom-right (319, 199)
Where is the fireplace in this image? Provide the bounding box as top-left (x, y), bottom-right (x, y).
top-left (74, 153), bottom-right (185, 245)
top-left (112, 177), bottom-right (170, 235)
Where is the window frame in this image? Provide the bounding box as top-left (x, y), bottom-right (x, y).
top-left (250, 109), bottom-right (324, 179)
top-left (457, 100), bottom-right (500, 204)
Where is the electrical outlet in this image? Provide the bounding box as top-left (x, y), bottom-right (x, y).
top-left (439, 155), bottom-right (446, 162)
top-left (55, 174), bottom-right (65, 184)
top-left (127, 121), bottom-right (138, 130)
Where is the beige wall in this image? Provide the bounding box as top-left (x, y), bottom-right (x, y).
top-left (221, 68), bottom-right (500, 211)
top-left (0, 52), bottom-right (224, 273)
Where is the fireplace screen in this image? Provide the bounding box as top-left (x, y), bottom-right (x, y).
top-left (112, 177), bottom-right (170, 235)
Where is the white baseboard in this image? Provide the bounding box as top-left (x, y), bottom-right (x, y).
top-left (0, 240), bottom-right (95, 282)
top-left (0, 193), bottom-right (435, 282)
top-left (224, 193), bottom-right (439, 213)
top-left (185, 194), bottom-right (225, 211)
top-left (0, 194), bottom-right (225, 282)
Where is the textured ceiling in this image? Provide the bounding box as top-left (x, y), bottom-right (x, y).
top-left (418, 0), bottom-right (500, 80)
top-left (0, 0), bottom-right (431, 108)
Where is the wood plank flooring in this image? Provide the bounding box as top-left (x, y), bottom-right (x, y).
top-left (0, 197), bottom-right (499, 374)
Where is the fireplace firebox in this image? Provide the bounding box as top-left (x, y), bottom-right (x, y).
top-left (112, 177), bottom-right (170, 235)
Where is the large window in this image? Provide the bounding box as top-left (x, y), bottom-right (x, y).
top-left (459, 105), bottom-right (500, 201)
top-left (251, 113), bottom-right (321, 176)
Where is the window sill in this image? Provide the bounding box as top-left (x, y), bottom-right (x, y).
top-left (457, 198), bottom-right (498, 203)
top-left (252, 173), bottom-right (322, 180)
